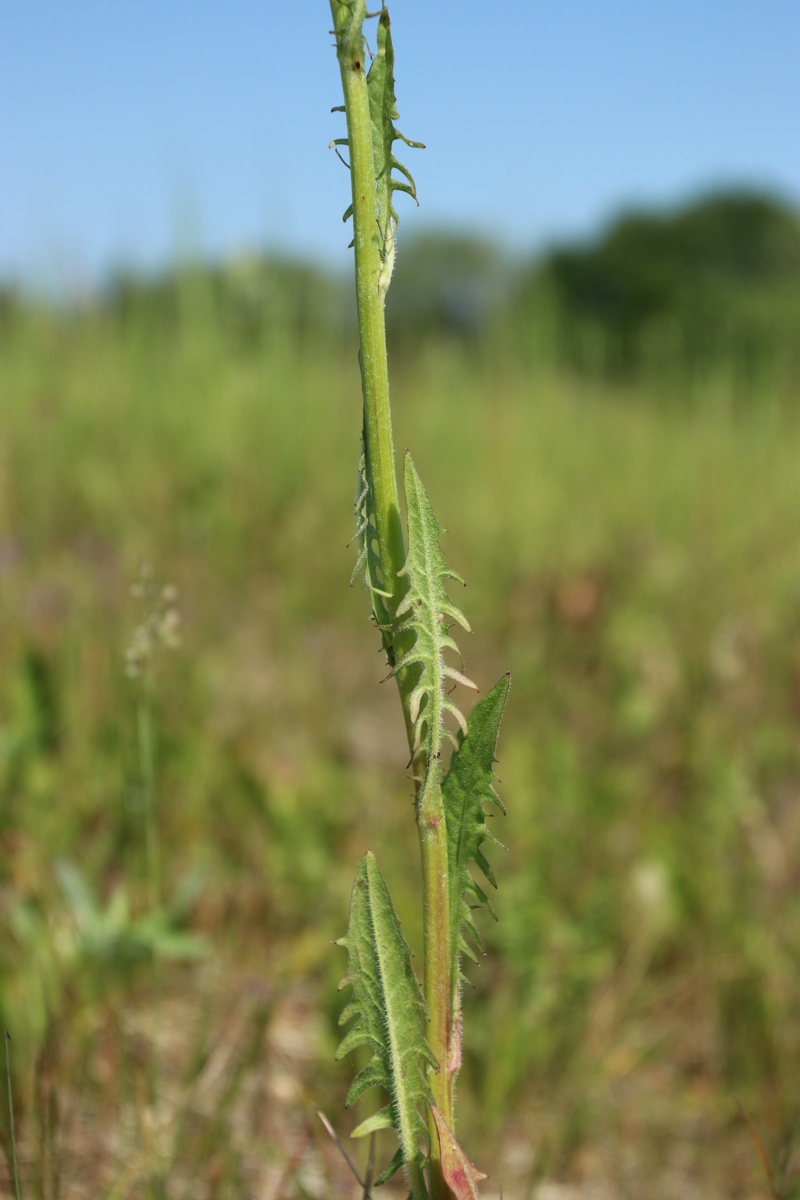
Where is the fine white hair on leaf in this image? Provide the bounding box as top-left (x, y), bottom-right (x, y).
top-left (377, 220), bottom-right (396, 296)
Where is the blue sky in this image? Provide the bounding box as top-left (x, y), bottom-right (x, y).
top-left (2, 1), bottom-right (798, 288)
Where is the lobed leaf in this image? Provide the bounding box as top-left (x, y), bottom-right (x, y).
top-left (392, 453), bottom-right (477, 776)
top-left (337, 851), bottom-right (436, 1193)
top-left (366, 9), bottom-right (425, 293)
top-left (332, 5), bottom-right (424, 292)
top-left (442, 675), bottom-right (510, 985)
top-left (351, 432), bottom-right (395, 665)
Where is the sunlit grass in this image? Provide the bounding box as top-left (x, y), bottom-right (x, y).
top-left (1, 293), bottom-right (799, 1196)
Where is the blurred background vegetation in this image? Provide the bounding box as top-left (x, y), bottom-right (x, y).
top-left (1, 186), bottom-right (800, 1199)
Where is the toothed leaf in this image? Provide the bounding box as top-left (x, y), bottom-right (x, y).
top-left (442, 675), bottom-right (510, 989)
top-left (351, 432), bottom-right (395, 666)
top-left (366, 8), bottom-right (424, 292)
top-left (330, 5), bottom-right (424, 292)
top-left (350, 439), bottom-right (373, 593)
top-left (337, 851), bottom-right (436, 1192)
top-left (393, 453), bottom-right (477, 776)
top-left (375, 1145), bottom-right (406, 1189)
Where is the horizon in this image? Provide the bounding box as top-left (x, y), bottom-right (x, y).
top-left (4, 181), bottom-right (796, 303)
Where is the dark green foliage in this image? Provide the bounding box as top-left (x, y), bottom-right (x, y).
top-left (531, 189), bottom-right (800, 378)
top-left (15, 186), bottom-right (793, 395)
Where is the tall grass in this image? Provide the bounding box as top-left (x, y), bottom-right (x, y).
top-left (1, 257), bottom-right (799, 1193)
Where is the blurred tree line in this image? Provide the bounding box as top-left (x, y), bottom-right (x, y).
top-left (1, 187), bottom-right (798, 396)
top-left (524, 190), bottom-right (800, 389)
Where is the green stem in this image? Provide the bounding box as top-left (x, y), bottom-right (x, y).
top-left (331, 1), bottom-right (405, 616)
top-left (419, 803), bottom-right (455, 1199)
top-left (331, 8), bottom-right (453, 1198)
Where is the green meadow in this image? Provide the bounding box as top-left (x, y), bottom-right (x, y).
top-left (1, 249), bottom-right (800, 1197)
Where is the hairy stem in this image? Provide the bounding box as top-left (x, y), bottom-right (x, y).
top-left (420, 805), bottom-right (455, 1197)
top-left (330, 7), bottom-right (453, 1197)
top-left (331, 1), bottom-right (406, 619)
